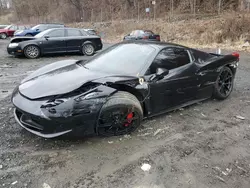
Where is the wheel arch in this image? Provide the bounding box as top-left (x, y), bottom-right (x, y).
top-left (23, 43), bottom-right (41, 51)
top-left (82, 40), bottom-right (96, 49)
top-left (0, 32), bottom-right (8, 37)
top-left (108, 83), bottom-right (147, 115)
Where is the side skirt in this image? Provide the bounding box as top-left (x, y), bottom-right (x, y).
top-left (144, 97), bottom-right (210, 119)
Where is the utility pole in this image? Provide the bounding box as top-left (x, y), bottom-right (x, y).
top-left (110, 5), bottom-right (113, 22)
top-left (193, 0), bottom-right (196, 16)
top-left (101, 8), bottom-right (103, 22)
top-left (91, 9), bottom-right (94, 22)
top-left (138, 1), bottom-right (140, 21)
top-left (218, 0), bottom-right (222, 14)
top-left (153, 1), bottom-right (156, 20)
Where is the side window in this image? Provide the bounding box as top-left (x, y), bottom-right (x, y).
top-left (18, 26), bottom-right (26, 30)
top-left (10, 25), bottom-right (18, 30)
top-left (48, 29), bottom-right (64, 37)
top-left (67, 29), bottom-right (82, 37)
top-left (130, 31), bottom-right (135, 35)
top-left (146, 48), bottom-right (190, 75)
top-left (80, 30), bottom-right (88, 36)
top-left (38, 25), bottom-right (48, 31)
top-left (134, 30), bottom-right (141, 36)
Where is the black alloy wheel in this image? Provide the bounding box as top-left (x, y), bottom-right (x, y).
top-left (97, 91), bottom-right (143, 137)
top-left (213, 66), bottom-right (234, 100)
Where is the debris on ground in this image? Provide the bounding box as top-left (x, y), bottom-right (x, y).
top-left (124, 134), bottom-right (131, 139)
top-left (242, 41), bottom-right (250, 47)
top-left (138, 127), bottom-right (153, 133)
top-left (235, 115), bottom-right (245, 120)
top-left (0, 164), bottom-right (3, 169)
top-left (11, 181), bottom-right (18, 185)
top-left (141, 163), bottom-right (151, 172)
top-left (201, 113), bottom-right (207, 117)
top-left (43, 183), bottom-right (51, 188)
top-left (108, 141), bottom-right (114, 144)
top-left (137, 133), bottom-right (152, 137)
top-left (215, 175), bottom-right (226, 183)
top-left (153, 129), bottom-right (163, 136)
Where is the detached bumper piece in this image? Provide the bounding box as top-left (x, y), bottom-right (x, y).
top-left (14, 108), bottom-right (72, 138)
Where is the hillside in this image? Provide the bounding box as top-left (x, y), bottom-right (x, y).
top-left (70, 13), bottom-right (250, 50)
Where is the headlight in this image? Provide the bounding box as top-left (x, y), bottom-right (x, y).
top-left (8, 43), bottom-right (19, 48)
top-left (75, 92), bottom-right (101, 102)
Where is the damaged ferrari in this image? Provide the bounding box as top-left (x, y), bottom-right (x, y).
top-left (11, 41), bottom-right (239, 138)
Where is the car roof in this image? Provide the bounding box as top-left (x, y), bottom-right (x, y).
top-left (120, 40), bottom-right (190, 50)
top-left (39, 23), bottom-right (64, 25)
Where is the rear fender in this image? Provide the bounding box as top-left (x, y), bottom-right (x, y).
top-left (82, 41), bottom-right (96, 49)
top-left (197, 55), bottom-right (238, 85)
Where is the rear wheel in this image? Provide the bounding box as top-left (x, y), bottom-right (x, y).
top-left (213, 66), bottom-right (234, 100)
top-left (24, 45), bottom-right (40, 59)
top-left (97, 91), bottom-right (143, 137)
top-left (0, 33), bottom-right (7, 39)
top-left (82, 43), bottom-right (95, 56)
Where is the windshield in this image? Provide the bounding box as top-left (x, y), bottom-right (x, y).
top-left (31, 25), bottom-right (40, 30)
top-left (4, 25), bottom-right (11, 29)
top-left (83, 43), bottom-right (155, 75)
top-left (34, 29), bottom-right (51, 38)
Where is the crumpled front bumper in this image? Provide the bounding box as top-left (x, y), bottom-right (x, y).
top-left (12, 91), bottom-right (103, 138)
top-left (14, 108), bottom-right (72, 138)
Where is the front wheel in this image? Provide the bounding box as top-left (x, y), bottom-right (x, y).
top-left (0, 33), bottom-right (7, 39)
top-left (82, 43), bottom-right (95, 56)
top-left (213, 66), bottom-right (234, 100)
top-left (97, 91), bottom-right (143, 137)
top-left (24, 45), bottom-right (40, 59)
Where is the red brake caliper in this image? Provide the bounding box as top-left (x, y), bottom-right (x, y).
top-left (124, 112), bottom-right (133, 127)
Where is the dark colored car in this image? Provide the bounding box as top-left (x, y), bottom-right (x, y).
top-left (0, 25), bottom-right (29, 39)
top-left (123, 30), bottom-right (160, 41)
top-left (14, 23), bottom-right (65, 37)
top-left (7, 28), bottom-right (103, 58)
top-left (11, 41), bottom-right (239, 138)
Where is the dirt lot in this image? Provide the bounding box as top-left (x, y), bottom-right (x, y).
top-left (0, 39), bottom-right (250, 188)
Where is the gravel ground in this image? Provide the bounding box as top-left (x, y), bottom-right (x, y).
top-left (0, 39), bottom-right (250, 188)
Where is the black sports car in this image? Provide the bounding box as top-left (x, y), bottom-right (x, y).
top-left (11, 41), bottom-right (239, 138)
top-left (7, 28), bottom-right (103, 58)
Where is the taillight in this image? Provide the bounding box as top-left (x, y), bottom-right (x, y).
top-left (232, 52), bottom-right (240, 59)
top-left (156, 36), bottom-right (160, 41)
top-left (143, 36), bottom-right (149, 39)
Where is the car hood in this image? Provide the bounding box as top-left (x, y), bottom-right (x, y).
top-left (18, 59), bottom-right (137, 99)
top-left (10, 36), bottom-right (36, 43)
top-left (0, 29), bottom-right (7, 32)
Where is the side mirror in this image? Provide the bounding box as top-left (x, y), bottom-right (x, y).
top-left (44, 35), bottom-right (50, 40)
top-left (150, 68), bottom-right (169, 81)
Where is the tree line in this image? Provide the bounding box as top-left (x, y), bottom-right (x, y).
top-left (4, 0), bottom-right (250, 23)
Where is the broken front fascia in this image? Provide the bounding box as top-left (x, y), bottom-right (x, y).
top-left (39, 85), bottom-right (117, 119)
